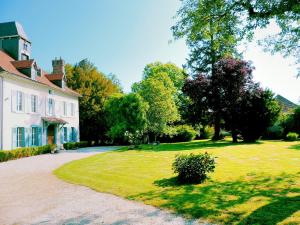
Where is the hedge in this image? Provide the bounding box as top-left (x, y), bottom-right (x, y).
top-left (286, 132), bottom-right (299, 141)
top-left (63, 141), bottom-right (89, 150)
top-left (0, 144), bottom-right (56, 163)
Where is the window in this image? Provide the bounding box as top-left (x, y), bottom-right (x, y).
top-left (71, 127), bottom-right (76, 142)
top-left (16, 127), bottom-right (25, 147)
top-left (31, 95), bottom-right (38, 113)
top-left (31, 127), bottom-right (39, 146)
top-left (63, 101), bottom-right (67, 116)
top-left (63, 127), bottom-right (68, 142)
top-left (71, 103), bottom-right (75, 117)
top-left (21, 53), bottom-right (29, 60)
top-left (23, 43), bottom-right (28, 51)
top-left (16, 91), bottom-right (24, 112)
top-left (48, 98), bottom-right (54, 115)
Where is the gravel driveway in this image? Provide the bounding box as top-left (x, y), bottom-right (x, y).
top-left (0, 148), bottom-right (201, 225)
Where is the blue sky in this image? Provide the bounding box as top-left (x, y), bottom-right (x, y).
top-left (1, 0), bottom-right (299, 103)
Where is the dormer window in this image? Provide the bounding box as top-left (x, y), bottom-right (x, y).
top-left (21, 53), bottom-right (29, 60)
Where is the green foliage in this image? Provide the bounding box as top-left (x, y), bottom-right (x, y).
top-left (172, 0), bottom-right (245, 74)
top-left (105, 93), bottom-right (148, 143)
top-left (134, 72), bottom-right (180, 140)
top-left (200, 126), bottom-right (214, 139)
top-left (124, 130), bottom-right (144, 148)
top-left (173, 0), bottom-right (300, 76)
top-left (238, 89), bottom-right (281, 142)
top-left (65, 59), bottom-right (121, 142)
top-left (63, 141), bottom-right (89, 150)
top-left (143, 62), bottom-right (187, 91)
top-left (162, 125), bottom-right (198, 142)
top-left (172, 152), bottom-right (216, 184)
top-left (0, 145), bottom-right (56, 162)
top-left (281, 106), bottom-right (300, 135)
top-left (175, 125), bottom-right (198, 142)
top-left (286, 132), bottom-right (299, 141)
top-left (263, 124), bottom-right (284, 140)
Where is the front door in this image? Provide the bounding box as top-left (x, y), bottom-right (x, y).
top-left (47, 125), bottom-right (55, 144)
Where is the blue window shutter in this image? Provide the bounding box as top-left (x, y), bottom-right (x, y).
top-left (60, 128), bottom-right (64, 144)
top-left (38, 127), bottom-right (42, 146)
top-left (12, 128), bottom-right (17, 149)
top-left (21, 128), bottom-right (25, 147)
top-left (68, 127), bottom-right (72, 142)
top-left (74, 128), bottom-right (78, 142)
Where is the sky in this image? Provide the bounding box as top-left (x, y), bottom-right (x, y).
top-left (1, 0), bottom-right (299, 103)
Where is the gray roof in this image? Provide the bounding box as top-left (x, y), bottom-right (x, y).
top-left (0, 21), bottom-right (29, 41)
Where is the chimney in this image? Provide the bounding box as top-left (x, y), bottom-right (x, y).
top-left (52, 57), bottom-right (65, 75)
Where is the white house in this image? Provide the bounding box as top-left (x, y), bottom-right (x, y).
top-left (0, 21), bottom-right (80, 150)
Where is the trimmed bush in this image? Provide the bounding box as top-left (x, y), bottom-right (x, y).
top-left (63, 141), bottom-right (89, 150)
top-left (286, 132), bottom-right (299, 141)
top-left (174, 125), bottom-right (198, 142)
top-left (172, 152), bottom-right (216, 184)
top-left (63, 142), bottom-right (77, 150)
top-left (77, 141), bottom-right (89, 148)
top-left (0, 144), bottom-right (56, 163)
top-left (160, 125), bottom-right (198, 143)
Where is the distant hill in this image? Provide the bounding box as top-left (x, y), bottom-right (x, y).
top-left (275, 95), bottom-right (298, 113)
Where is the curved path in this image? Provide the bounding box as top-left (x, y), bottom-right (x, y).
top-left (0, 147), bottom-right (202, 225)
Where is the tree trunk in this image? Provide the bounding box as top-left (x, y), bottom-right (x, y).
top-left (232, 129), bottom-right (238, 143)
top-left (212, 114), bottom-right (221, 140)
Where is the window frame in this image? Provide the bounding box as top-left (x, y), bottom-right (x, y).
top-left (70, 103), bottom-right (75, 117)
top-left (16, 91), bottom-right (24, 112)
top-left (48, 98), bottom-right (54, 115)
top-left (31, 95), bottom-right (38, 113)
top-left (31, 127), bottom-right (39, 146)
top-left (63, 101), bottom-right (67, 116)
top-left (16, 127), bottom-right (25, 147)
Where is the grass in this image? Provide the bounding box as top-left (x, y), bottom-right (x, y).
top-left (54, 139), bottom-right (300, 224)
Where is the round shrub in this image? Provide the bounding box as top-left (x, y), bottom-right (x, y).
top-left (286, 132), bottom-right (299, 141)
top-left (172, 152), bottom-right (216, 184)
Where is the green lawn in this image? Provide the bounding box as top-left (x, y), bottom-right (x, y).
top-left (54, 140), bottom-right (300, 225)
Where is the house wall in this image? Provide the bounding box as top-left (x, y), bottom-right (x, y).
top-left (0, 76), bottom-right (3, 149)
top-left (0, 72), bottom-right (79, 150)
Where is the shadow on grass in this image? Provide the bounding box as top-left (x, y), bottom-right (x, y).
top-left (117, 139), bottom-right (263, 153)
top-left (289, 143), bottom-right (300, 150)
top-left (129, 173), bottom-right (300, 225)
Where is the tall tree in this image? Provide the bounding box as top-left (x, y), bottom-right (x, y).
top-left (234, 0), bottom-right (299, 75)
top-left (237, 88), bottom-right (281, 142)
top-left (65, 59), bottom-right (121, 143)
top-left (182, 74), bottom-right (210, 127)
top-left (143, 62), bottom-right (187, 90)
top-left (172, 0), bottom-right (246, 139)
top-left (172, 0), bottom-right (245, 74)
top-left (183, 57), bottom-right (280, 142)
top-left (212, 57), bottom-right (255, 142)
top-left (105, 93), bottom-right (148, 143)
top-left (174, 0), bottom-right (300, 75)
top-left (134, 73), bottom-right (180, 141)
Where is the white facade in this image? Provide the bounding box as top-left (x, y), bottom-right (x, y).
top-left (0, 71), bottom-right (80, 150)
